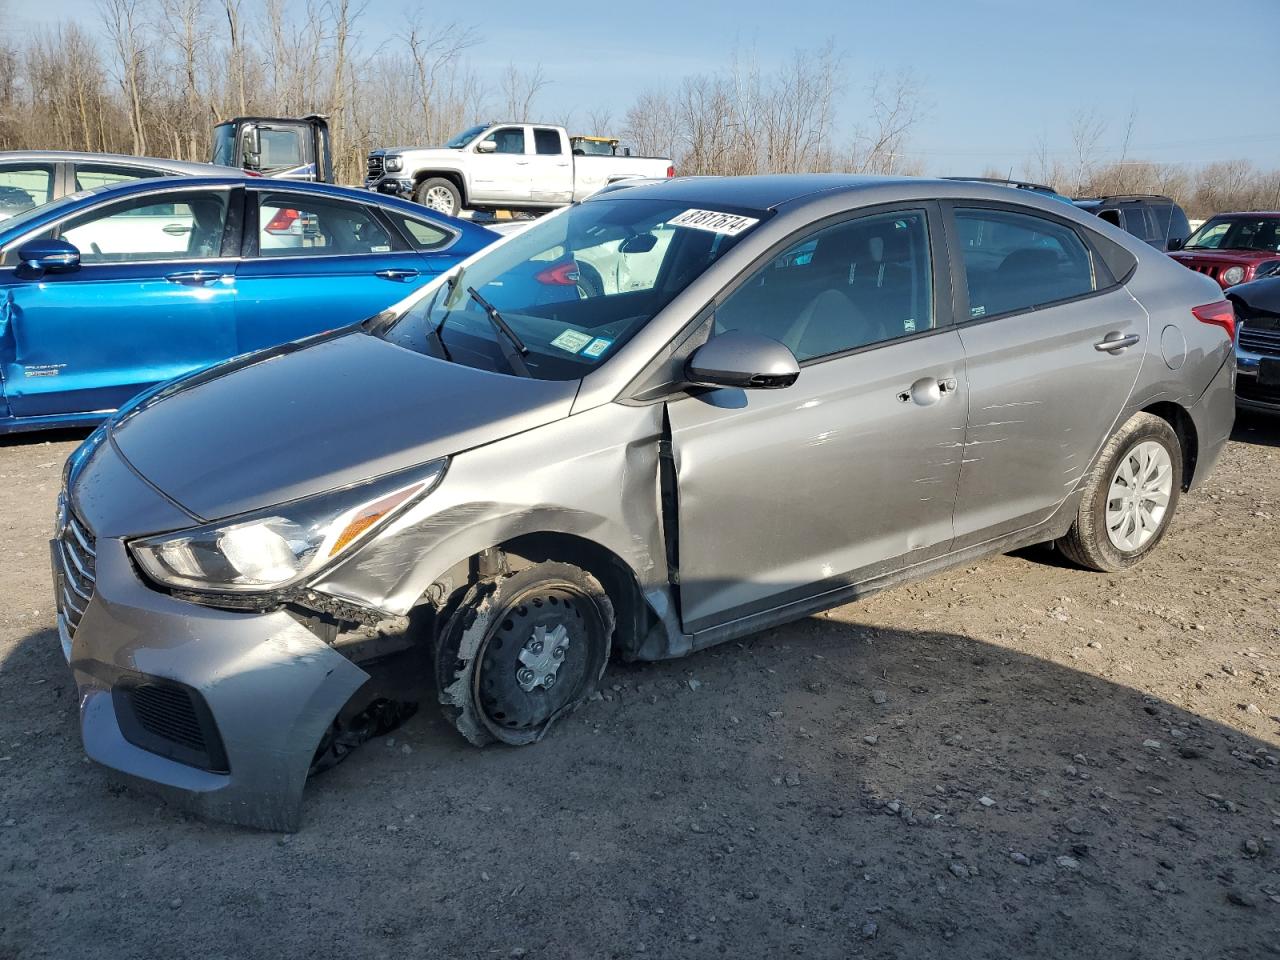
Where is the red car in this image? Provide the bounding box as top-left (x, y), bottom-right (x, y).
top-left (1169, 212), bottom-right (1280, 288)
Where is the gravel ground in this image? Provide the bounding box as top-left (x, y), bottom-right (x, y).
top-left (1, 417), bottom-right (1277, 960)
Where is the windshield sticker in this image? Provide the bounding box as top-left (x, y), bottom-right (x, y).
top-left (371, 245), bottom-right (391, 253)
top-left (582, 337), bottom-right (613, 359)
top-left (668, 209), bottom-right (760, 236)
top-left (550, 329), bottom-right (593, 354)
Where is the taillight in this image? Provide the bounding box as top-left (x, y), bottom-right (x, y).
top-left (264, 208), bottom-right (300, 234)
top-left (535, 260), bottom-right (579, 286)
top-left (1191, 299), bottom-right (1236, 340)
top-left (665, 165), bottom-right (675, 179)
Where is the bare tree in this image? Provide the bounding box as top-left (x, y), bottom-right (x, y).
top-left (848, 70), bottom-right (924, 175)
top-left (100, 0), bottom-right (149, 154)
top-left (500, 62), bottom-right (547, 121)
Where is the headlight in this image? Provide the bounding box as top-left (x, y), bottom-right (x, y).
top-left (384, 156), bottom-right (403, 172)
top-left (130, 459), bottom-right (446, 593)
top-left (1222, 265), bottom-right (1246, 286)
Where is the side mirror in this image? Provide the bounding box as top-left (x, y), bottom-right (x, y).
top-left (16, 238), bottom-right (80, 279)
top-left (241, 126), bottom-right (262, 170)
top-left (1167, 237), bottom-right (1184, 251)
top-left (687, 330), bottom-right (800, 390)
top-left (620, 233), bottom-right (658, 254)
top-left (476, 140), bottom-right (497, 154)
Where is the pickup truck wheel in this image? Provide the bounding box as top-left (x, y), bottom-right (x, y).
top-left (1058, 412), bottom-right (1182, 572)
top-left (414, 177), bottom-right (461, 216)
top-left (436, 562), bottom-right (614, 747)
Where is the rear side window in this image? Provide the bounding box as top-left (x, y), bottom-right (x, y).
top-left (255, 193), bottom-right (401, 257)
top-left (955, 208), bottom-right (1096, 319)
top-left (1123, 208), bottom-right (1156, 244)
top-left (533, 129), bottom-right (562, 155)
top-left (389, 213), bottom-right (453, 251)
top-left (74, 164), bottom-right (166, 192)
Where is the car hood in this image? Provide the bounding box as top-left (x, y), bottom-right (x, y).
top-left (381, 147), bottom-right (467, 161)
top-left (1171, 249), bottom-right (1277, 265)
top-left (110, 332), bottom-right (578, 523)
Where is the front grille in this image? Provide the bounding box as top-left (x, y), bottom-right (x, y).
top-left (1189, 264), bottom-right (1218, 278)
top-left (1239, 324), bottom-right (1280, 357)
top-left (366, 154), bottom-right (385, 179)
top-left (55, 503), bottom-right (96, 637)
top-left (113, 680), bottom-right (229, 772)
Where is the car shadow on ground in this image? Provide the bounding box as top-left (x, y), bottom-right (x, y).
top-left (0, 427), bottom-right (92, 449)
top-left (1232, 410), bottom-right (1280, 448)
top-left (1, 610), bottom-right (1275, 960)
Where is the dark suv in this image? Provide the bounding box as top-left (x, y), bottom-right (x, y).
top-left (1073, 195), bottom-right (1192, 252)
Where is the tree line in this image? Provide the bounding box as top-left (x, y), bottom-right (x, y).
top-left (0, 1), bottom-right (1275, 218)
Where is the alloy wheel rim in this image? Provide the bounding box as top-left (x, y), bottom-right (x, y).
top-left (1105, 440), bottom-right (1173, 552)
top-left (424, 185), bottom-right (455, 213)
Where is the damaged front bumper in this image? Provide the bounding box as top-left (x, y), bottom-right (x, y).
top-left (56, 535), bottom-right (369, 831)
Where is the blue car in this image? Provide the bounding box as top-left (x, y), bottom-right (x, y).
top-left (0, 176), bottom-right (496, 434)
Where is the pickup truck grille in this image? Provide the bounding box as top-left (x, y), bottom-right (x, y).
top-left (366, 154), bottom-right (385, 179)
top-left (1239, 323), bottom-right (1280, 357)
top-left (54, 501), bottom-right (96, 637)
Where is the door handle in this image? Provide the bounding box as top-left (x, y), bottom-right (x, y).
top-left (162, 223), bottom-right (193, 235)
top-left (1094, 332), bottom-right (1141, 353)
top-left (374, 268), bottom-right (420, 282)
top-left (897, 376), bottom-right (956, 406)
top-left (165, 270), bottom-right (227, 285)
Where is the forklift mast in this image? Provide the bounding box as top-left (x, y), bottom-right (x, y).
top-left (211, 115), bottom-right (333, 183)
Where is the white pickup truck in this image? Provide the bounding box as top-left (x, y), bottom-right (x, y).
top-left (365, 122), bottom-right (673, 217)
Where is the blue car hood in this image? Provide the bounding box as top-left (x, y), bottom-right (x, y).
top-left (110, 331), bottom-right (578, 522)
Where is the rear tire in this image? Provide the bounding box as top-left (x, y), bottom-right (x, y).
top-left (414, 177), bottom-right (461, 217)
top-left (1058, 412), bottom-right (1182, 572)
top-left (436, 562), bottom-right (614, 747)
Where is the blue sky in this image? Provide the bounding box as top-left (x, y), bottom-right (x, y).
top-left (15, 0), bottom-right (1280, 173)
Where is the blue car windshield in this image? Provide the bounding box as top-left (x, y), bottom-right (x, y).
top-left (381, 197), bottom-right (768, 380)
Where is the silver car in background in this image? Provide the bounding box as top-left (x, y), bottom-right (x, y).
top-left (53, 175), bottom-right (1236, 829)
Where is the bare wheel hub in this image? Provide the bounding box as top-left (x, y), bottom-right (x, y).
top-left (516, 623), bottom-right (570, 692)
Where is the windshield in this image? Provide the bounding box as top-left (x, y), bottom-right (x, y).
top-left (382, 197), bottom-right (767, 380)
top-left (211, 123), bottom-right (236, 167)
top-left (1184, 217), bottom-right (1280, 252)
top-left (445, 125), bottom-right (488, 149)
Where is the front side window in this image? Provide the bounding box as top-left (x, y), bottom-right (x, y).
top-left (955, 207), bottom-right (1096, 319)
top-left (256, 193), bottom-right (398, 257)
top-left (49, 190), bottom-right (230, 263)
top-left (0, 164), bottom-right (54, 219)
top-left (533, 129), bottom-right (562, 155)
top-left (715, 210), bottom-right (934, 362)
top-left (482, 127), bottom-right (526, 155)
top-left (384, 197), bottom-right (767, 379)
top-left (74, 163), bottom-right (166, 192)
top-left (1184, 217), bottom-right (1280, 253)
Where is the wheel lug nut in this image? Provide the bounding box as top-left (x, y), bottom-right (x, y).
top-left (531, 640), bottom-right (544, 654)
top-left (518, 668), bottom-right (535, 684)
top-left (543, 675), bottom-right (556, 688)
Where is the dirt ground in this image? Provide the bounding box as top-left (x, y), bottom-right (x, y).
top-left (0, 416), bottom-right (1277, 960)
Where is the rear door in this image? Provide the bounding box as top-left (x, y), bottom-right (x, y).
top-left (945, 202), bottom-right (1147, 545)
top-left (667, 205), bottom-right (966, 633)
top-left (0, 186), bottom-right (238, 418)
top-left (233, 189), bottom-right (438, 350)
top-left (527, 127), bottom-right (573, 204)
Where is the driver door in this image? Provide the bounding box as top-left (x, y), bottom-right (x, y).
top-left (0, 186), bottom-right (238, 419)
top-left (470, 126), bottom-right (530, 203)
top-left (666, 206), bottom-right (966, 635)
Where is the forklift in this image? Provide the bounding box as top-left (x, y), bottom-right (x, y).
top-left (210, 115), bottom-right (333, 183)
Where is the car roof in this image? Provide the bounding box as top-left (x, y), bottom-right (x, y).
top-left (0, 174), bottom-right (486, 241)
top-left (586, 173), bottom-right (1104, 215)
top-left (0, 150), bottom-right (236, 176)
top-left (1201, 210), bottom-right (1280, 218)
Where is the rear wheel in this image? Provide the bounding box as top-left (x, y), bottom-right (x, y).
top-left (414, 177), bottom-right (461, 217)
top-left (1058, 412), bottom-right (1182, 572)
top-left (436, 562), bottom-right (614, 746)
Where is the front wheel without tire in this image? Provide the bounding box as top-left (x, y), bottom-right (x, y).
top-left (436, 562), bottom-right (614, 747)
top-left (1058, 412), bottom-right (1182, 572)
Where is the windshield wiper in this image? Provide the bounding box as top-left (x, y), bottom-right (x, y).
top-left (467, 286), bottom-right (531, 377)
